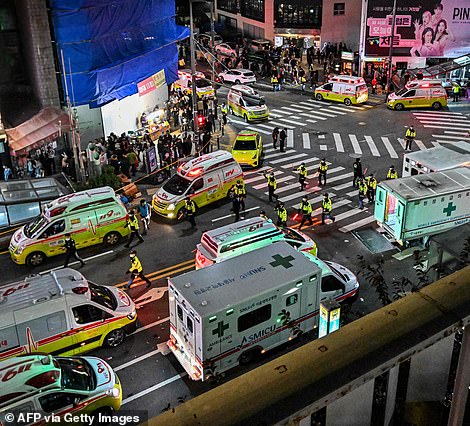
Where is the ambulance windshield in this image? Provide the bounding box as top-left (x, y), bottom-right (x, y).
top-left (89, 282), bottom-right (118, 310)
top-left (24, 214), bottom-right (48, 238)
top-left (57, 358), bottom-right (95, 391)
top-left (234, 138), bottom-right (256, 150)
top-left (244, 95), bottom-right (265, 107)
top-left (196, 78), bottom-right (212, 89)
top-left (163, 174), bottom-right (192, 195)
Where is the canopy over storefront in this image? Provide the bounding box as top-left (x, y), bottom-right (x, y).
top-left (5, 107), bottom-right (71, 156)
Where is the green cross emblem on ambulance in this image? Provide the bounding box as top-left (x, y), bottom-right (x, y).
top-left (270, 254), bottom-right (295, 269)
top-left (443, 202), bottom-right (457, 217)
top-left (212, 321), bottom-right (229, 338)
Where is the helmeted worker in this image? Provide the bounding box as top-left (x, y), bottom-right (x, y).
top-left (321, 193), bottom-right (335, 225)
top-left (297, 162), bottom-right (308, 191)
top-left (366, 174), bottom-right (377, 203)
top-left (318, 158), bottom-right (328, 186)
top-left (358, 179), bottom-right (368, 210)
top-left (183, 196), bottom-right (197, 228)
top-left (352, 158), bottom-right (362, 187)
top-left (298, 197), bottom-right (313, 230)
top-left (125, 250), bottom-right (151, 289)
top-left (275, 201), bottom-right (288, 228)
top-left (405, 125), bottom-right (416, 151)
top-left (264, 171), bottom-right (278, 202)
top-left (233, 180), bottom-right (246, 212)
top-left (387, 165), bottom-right (398, 180)
top-left (124, 209), bottom-right (144, 248)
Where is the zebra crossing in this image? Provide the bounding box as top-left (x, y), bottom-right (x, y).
top-left (244, 145), bottom-right (376, 233)
top-left (412, 110), bottom-right (470, 144)
top-left (227, 98), bottom-right (373, 135)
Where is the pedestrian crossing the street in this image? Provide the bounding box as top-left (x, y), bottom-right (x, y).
top-left (412, 111), bottom-right (470, 144)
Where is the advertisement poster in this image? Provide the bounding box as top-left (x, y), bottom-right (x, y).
top-left (365, 0), bottom-right (470, 58)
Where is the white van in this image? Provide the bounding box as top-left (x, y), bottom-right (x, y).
top-left (173, 69), bottom-right (215, 99)
top-left (227, 85), bottom-right (270, 122)
top-left (152, 150), bottom-right (243, 219)
top-left (195, 216), bottom-right (318, 268)
top-left (315, 75), bottom-right (369, 105)
top-left (0, 268), bottom-right (137, 362)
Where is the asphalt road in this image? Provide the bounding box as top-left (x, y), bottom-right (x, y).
top-left (1, 85), bottom-right (469, 420)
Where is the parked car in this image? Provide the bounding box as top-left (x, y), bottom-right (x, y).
top-left (218, 68), bottom-right (256, 85)
top-left (215, 42), bottom-right (238, 57)
top-left (250, 39), bottom-right (271, 51)
top-left (197, 32), bottom-right (223, 47)
top-left (245, 50), bottom-right (280, 65)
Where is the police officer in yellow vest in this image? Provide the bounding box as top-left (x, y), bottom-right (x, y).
top-left (233, 180), bottom-right (246, 212)
top-left (264, 171), bottom-right (278, 202)
top-left (182, 196), bottom-right (197, 228)
top-left (453, 83), bottom-right (460, 102)
top-left (318, 158), bottom-right (328, 186)
top-left (125, 250), bottom-right (151, 289)
top-left (358, 179), bottom-right (368, 210)
top-left (221, 102), bottom-right (228, 125)
top-left (366, 174), bottom-right (377, 203)
top-left (271, 74), bottom-right (279, 92)
top-left (386, 165), bottom-right (398, 180)
top-left (275, 201), bottom-right (288, 228)
top-left (405, 125), bottom-right (416, 151)
top-left (298, 197), bottom-right (313, 230)
top-left (124, 209), bottom-right (144, 248)
top-left (321, 193), bottom-right (335, 225)
top-left (297, 162), bottom-right (308, 191)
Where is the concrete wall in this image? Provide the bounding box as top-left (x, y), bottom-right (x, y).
top-left (321, 0), bottom-right (362, 49)
top-left (15, 0), bottom-right (60, 109)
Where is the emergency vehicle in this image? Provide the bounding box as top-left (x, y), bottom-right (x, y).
top-left (168, 242), bottom-right (359, 380)
top-left (227, 85), bottom-right (270, 122)
top-left (152, 150), bottom-right (243, 219)
top-left (231, 130), bottom-right (263, 168)
top-left (0, 354), bottom-right (122, 424)
top-left (315, 75), bottom-right (368, 105)
top-left (387, 79), bottom-right (447, 110)
top-left (173, 69), bottom-right (215, 99)
top-left (195, 216), bottom-right (318, 269)
top-left (402, 142), bottom-right (470, 177)
top-left (9, 186), bottom-right (129, 266)
top-left (0, 268), bottom-right (137, 362)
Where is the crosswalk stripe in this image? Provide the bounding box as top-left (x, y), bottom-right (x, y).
top-left (268, 120), bottom-right (295, 129)
top-left (291, 104), bottom-right (315, 110)
top-left (325, 106), bottom-right (348, 114)
top-left (334, 207), bottom-right (369, 222)
top-left (287, 129), bottom-right (294, 147)
top-left (414, 115), bottom-right (468, 122)
top-left (244, 165), bottom-right (271, 175)
top-left (303, 99), bottom-right (325, 106)
top-left (278, 117), bottom-right (307, 126)
top-left (423, 125), bottom-right (462, 129)
top-left (412, 111), bottom-right (463, 115)
top-left (264, 151), bottom-right (289, 159)
top-left (281, 106), bottom-right (302, 112)
top-left (292, 192), bottom-right (331, 209)
top-left (256, 123), bottom-right (277, 130)
top-left (326, 171), bottom-right (353, 184)
top-left (253, 175), bottom-right (294, 189)
top-left (333, 133), bottom-right (344, 153)
top-left (381, 136), bottom-right (398, 158)
top-left (332, 181), bottom-right (353, 191)
top-left (365, 135), bottom-right (380, 156)
top-left (345, 189), bottom-right (358, 197)
top-left (275, 181), bottom-right (306, 194)
top-left (414, 139), bottom-right (427, 150)
top-left (244, 174), bottom-right (270, 184)
top-left (308, 110), bottom-right (338, 118)
top-left (264, 148), bottom-right (276, 153)
top-left (270, 152), bottom-right (307, 164)
top-left (318, 134), bottom-right (326, 139)
top-left (299, 112), bottom-right (327, 120)
top-left (245, 126), bottom-right (271, 135)
top-left (444, 131), bottom-right (470, 136)
top-left (308, 199), bottom-right (350, 214)
top-left (397, 137), bottom-right (406, 149)
top-left (303, 133), bottom-right (311, 149)
top-left (299, 101), bottom-right (322, 108)
top-left (432, 142), bottom-right (442, 147)
top-left (281, 157), bottom-right (320, 169)
top-left (307, 119), bottom-right (319, 124)
top-left (228, 117), bottom-right (246, 125)
top-left (320, 145), bottom-right (328, 150)
top-left (349, 134), bottom-right (362, 155)
top-left (419, 121), bottom-right (469, 127)
top-left (269, 112), bottom-right (284, 118)
top-left (281, 190), bottom-right (335, 204)
top-left (431, 134), bottom-right (470, 141)
top-left (339, 215), bottom-right (376, 233)
top-left (270, 109), bottom-right (289, 115)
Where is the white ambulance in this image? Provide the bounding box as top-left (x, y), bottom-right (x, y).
top-left (227, 85), bottom-right (270, 122)
top-left (152, 150), bottom-right (243, 219)
top-left (168, 242), bottom-right (359, 380)
top-left (173, 69), bottom-right (215, 99)
top-left (315, 75), bottom-right (369, 105)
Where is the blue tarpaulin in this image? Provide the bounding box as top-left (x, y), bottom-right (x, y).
top-left (50, 0), bottom-right (189, 107)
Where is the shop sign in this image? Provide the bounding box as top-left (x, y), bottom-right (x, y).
top-left (138, 69), bottom-right (166, 96)
top-left (364, 0), bottom-right (470, 58)
top-left (275, 36), bottom-right (284, 47)
top-left (341, 51), bottom-right (354, 61)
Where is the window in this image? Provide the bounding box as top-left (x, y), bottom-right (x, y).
top-left (192, 178), bottom-right (204, 192)
top-left (7, 202), bottom-right (41, 225)
top-left (285, 240), bottom-right (302, 249)
top-left (218, 0), bottom-right (238, 14)
top-left (72, 305), bottom-right (111, 324)
top-left (321, 275), bottom-right (345, 293)
top-left (333, 3), bottom-right (345, 15)
top-left (323, 83), bottom-right (333, 90)
top-left (286, 294), bottom-right (298, 306)
top-left (177, 305), bottom-right (183, 321)
top-left (241, 0), bottom-right (265, 22)
top-left (243, 22), bottom-right (265, 39)
top-left (0, 205), bottom-right (8, 227)
top-left (39, 393), bottom-right (83, 413)
top-left (47, 312), bottom-right (67, 332)
top-left (187, 317), bottom-right (193, 333)
top-left (17, 313), bottom-right (67, 346)
top-left (275, 1), bottom-right (322, 28)
top-left (40, 219), bottom-right (65, 239)
top-left (404, 90), bottom-right (416, 97)
top-left (238, 304), bottom-right (272, 332)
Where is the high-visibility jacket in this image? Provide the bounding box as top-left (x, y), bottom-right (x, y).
top-left (129, 256), bottom-right (143, 274)
top-left (301, 76), bottom-right (306, 83)
top-left (405, 128), bottom-right (416, 139)
top-left (266, 175), bottom-right (277, 189)
top-left (127, 215), bottom-right (139, 231)
top-left (185, 199), bottom-right (196, 214)
top-left (322, 197), bottom-right (332, 212)
top-left (221, 104), bottom-right (228, 114)
top-left (277, 207), bottom-right (287, 222)
top-left (300, 201), bottom-right (312, 215)
top-left (366, 177), bottom-right (377, 190)
top-left (318, 161), bottom-right (328, 173)
top-left (387, 169), bottom-right (398, 179)
top-left (234, 184), bottom-right (246, 198)
top-left (271, 76), bottom-right (278, 84)
top-left (453, 85), bottom-right (460, 94)
top-left (358, 182), bottom-right (368, 196)
top-left (297, 165), bottom-right (307, 178)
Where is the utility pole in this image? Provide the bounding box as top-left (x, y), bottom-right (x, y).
top-left (386, 0), bottom-right (398, 97)
top-left (189, 0), bottom-right (199, 139)
top-left (209, 0), bottom-right (215, 84)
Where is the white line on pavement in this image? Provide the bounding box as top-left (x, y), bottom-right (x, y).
top-left (333, 133), bottom-right (344, 153)
top-left (414, 139), bottom-right (428, 150)
top-left (115, 348), bottom-right (162, 372)
top-left (364, 135), bottom-right (380, 157)
top-left (303, 133), bottom-right (311, 149)
top-left (244, 174), bottom-right (267, 184)
top-left (339, 215), bottom-right (376, 233)
top-left (332, 181), bottom-right (354, 191)
top-left (256, 123), bottom-right (276, 130)
top-left (326, 171), bottom-right (353, 184)
top-left (134, 316), bottom-right (170, 334)
top-left (333, 207), bottom-right (369, 221)
top-left (268, 120), bottom-right (295, 129)
top-left (244, 165), bottom-right (271, 175)
top-left (381, 136), bottom-right (399, 158)
top-left (306, 110), bottom-right (338, 118)
top-left (413, 115), bottom-right (469, 122)
top-left (318, 134), bottom-right (326, 139)
top-left (245, 126), bottom-right (271, 135)
top-left (423, 125), bottom-right (462, 129)
top-left (444, 131), bottom-right (470, 136)
top-left (412, 111), bottom-right (463, 115)
top-left (419, 121), bottom-right (468, 127)
top-left (281, 106), bottom-right (302, 112)
top-left (278, 117), bottom-right (307, 126)
top-left (264, 151), bottom-right (289, 159)
top-left (349, 134), bottom-right (362, 155)
top-left (299, 112), bottom-right (326, 120)
top-left (306, 119), bottom-right (319, 124)
top-left (287, 129), bottom-right (294, 147)
top-left (270, 152), bottom-right (307, 164)
top-left (431, 134), bottom-right (470, 141)
top-left (39, 250), bottom-right (114, 275)
top-left (291, 104), bottom-right (315, 110)
top-left (281, 157), bottom-right (320, 169)
top-left (324, 106), bottom-right (347, 114)
top-left (212, 206), bottom-right (261, 222)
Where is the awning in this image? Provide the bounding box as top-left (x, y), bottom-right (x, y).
top-left (6, 107), bottom-right (71, 155)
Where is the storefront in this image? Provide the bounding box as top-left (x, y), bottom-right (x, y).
top-left (274, 30), bottom-right (321, 50)
top-left (340, 51), bottom-right (359, 75)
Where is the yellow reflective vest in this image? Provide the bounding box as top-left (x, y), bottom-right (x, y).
top-left (129, 256), bottom-right (143, 274)
top-left (127, 215), bottom-right (139, 231)
top-left (319, 161), bottom-right (328, 172)
top-left (277, 207), bottom-right (287, 221)
top-left (322, 197), bottom-right (332, 212)
top-left (387, 169), bottom-right (398, 179)
top-left (297, 165), bottom-right (307, 178)
top-left (300, 201), bottom-right (312, 214)
top-left (366, 177), bottom-right (377, 190)
top-left (266, 175), bottom-right (277, 189)
top-left (185, 199), bottom-right (196, 213)
top-left (405, 128), bottom-right (416, 138)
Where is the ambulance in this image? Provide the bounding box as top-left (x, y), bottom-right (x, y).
top-left (387, 79), bottom-right (447, 110)
top-left (195, 216), bottom-right (318, 269)
top-left (152, 150), bottom-right (243, 219)
top-left (0, 268), bottom-right (137, 362)
top-left (173, 69), bottom-right (215, 99)
top-left (9, 187), bottom-right (129, 266)
top-left (315, 75), bottom-right (369, 106)
top-left (227, 85), bottom-right (270, 122)
top-left (0, 354), bottom-right (122, 424)
top-left (168, 242), bottom-right (359, 380)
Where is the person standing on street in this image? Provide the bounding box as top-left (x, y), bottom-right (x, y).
top-left (63, 233), bottom-right (85, 268)
top-left (124, 210), bottom-right (144, 248)
top-left (279, 128), bottom-right (287, 153)
top-left (298, 197), bottom-right (313, 230)
top-left (453, 83), bottom-right (460, 102)
top-left (321, 193), bottom-right (335, 225)
top-left (3, 165), bottom-right (13, 181)
top-left (405, 125), bottom-right (416, 151)
top-left (138, 199), bottom-right (151, 235)
top-left (297, 162), bottom-right (308, 191)
top-left (318, 158), bottom-right (328, 186)
top-left (221, 102), bottom-right (228, 125)
top-left (271, 74), bottom-right (279, 92)
top-left (182, 196), bottom-right (197, 228)
top-left (264, 171), bottom-right (278, 202)
top-left (387, 165), bottom-right (398, 180)
top-left (232, 194), bottom-right (241, 222)
top-left (275, 201), bottom-right (288, 228)
top-left (125, 250), bottom-right (151, 289)
top-left (272, 127), bottom-right (279, 149)
top-left (366, 174), bottom-right (377, 203)
top-left (358, 179), bottom-right (368, 210)
top-left (233, 180), bottom-right (246, 213)
top-left (352, 158), bottom-right (362, 187)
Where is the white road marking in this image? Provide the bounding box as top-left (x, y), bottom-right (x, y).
top-left (326, 171), bottom-right (353, 184)
top-left (269, 112), bottom-right (284, 118)
top-left (381, 136), bottom-right (399, 158)
top-left (278, 117), bottom-right (307, 126)
top-left (281, 157), bottom-right (320, 169)
top-left (268, 120), bottom-right (295, 129)
top-left (414, 139), bottom-right (428, 150)
top-left (134, 316), bottom-right (170, 334)
top-left (303, 99), bottom-right (326, 106)
top-left (245, 126), bottom-right (271, 135)
top-left (364, 135), bottom-right (380, 156)
top-left (306, 110), bottom-right (338, 118)
top-left (269, 109), bottom-right (289, 115)
top-left (256, 123), bottom-right (277, 130)
top-left (211, 205), bottom-right (261, 222)
top-left (299, 101), bottom-right (322, 108)
top-left (39, 250), bottom-right (114, 275)
top-left (283, 191), bottom-right (335, 205)
top-left (115, 348), bottom-right (162, 372)
top-left (306, 119), bottom-right (320, 124)
top-left (332, 181), bottom-right (354, 191)
top-left (244, 174), bottom-right (268, 184)
top-left (291, 104), bottom-right (315, 110)
top-left (349, 134), bottom-right (362, 155)
top-left (264, 151), bottom-right (289, 159)
top-left (334, 207), bottom-right (369, 221)
top-left (444, 131), bottom-right (470, 136)
top-left (303, 133), bottom-right (311, 149)
top-left (339, 215), bottom-right (376, 232)
top-left (324, 106), bottom-right (347, 114)
top-left (333, 133), bottom-right (344, 152)
top-left (419, 121), bottom-right (468, 127)
top-left (412, 111), bottom-right (463, 115)
top-left (270, 153), bottom-right (308, 164)
top-left (299, 112), bottom-right (326, 120)
top-left (292, 193), bottom-right (332, 209)
top-left (244, 165), bottom-right (271, 175)
top-left (281, 106), bottom-right (302, 112)
top-left (423, 125), bottom-right (464, 130)
top-left (432, 134), bottom-right (470, 141)
top-left (413, 115), bottom-right (468, 122)
top-left (318, 134), bottom-right (326, 139)
top-left (287, 129), bottom-right (295, 147)
top-left (134, 287), bottom-right (168, 307)
top-left (320, 145), bottom-right (327, 150)
top-left (311, 199), bottom-right (350, 214)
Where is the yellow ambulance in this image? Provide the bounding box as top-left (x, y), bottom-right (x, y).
top-left (0, 268), bottom-right (137, 362)
top-left (152, 150), bottom-right (243, 219)
top-left (9, 186), bottom-right (129, 266)
top-left (0, 354), bottom-right (122, 423)
top-left (387, 79), bottom-right (448, 110)
top-left (173, 69), bottom-right (215, 99)
top-left (315, 75), bottom-right (369, 105)
top-left (227, 85), bottom-right (270, 122)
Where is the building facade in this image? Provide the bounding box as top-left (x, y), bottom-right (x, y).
top-left (321, 0), bottom-right (362, 49)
